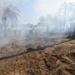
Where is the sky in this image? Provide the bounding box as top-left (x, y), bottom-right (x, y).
top-left (0, 0), bottom-right (75, 24)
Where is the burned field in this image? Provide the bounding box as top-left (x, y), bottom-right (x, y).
top-left (0, 34), bottom-right (75, 75)
top-left (0, 34), bottom-right (68, 59)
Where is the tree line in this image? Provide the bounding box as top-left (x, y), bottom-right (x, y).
top-left (0, 2), bottom-right (75, 38)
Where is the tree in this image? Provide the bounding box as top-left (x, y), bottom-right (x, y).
top-left (38, 16), bottom-right (46, 34)
top-left (59, 2), bottom-right (68, 30)
top-left (68, 2), bottom-right (75, 31)
top-left (1, 5), bottom-right (19, 37)
top-left (67, 2), bottom-right (75, 39)
top-left (39, 16), bottom-right (46, 25)
top-left (45, 15), bottom-right (53, 34)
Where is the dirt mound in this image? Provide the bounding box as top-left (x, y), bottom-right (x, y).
top-left (0, 40), bottom-right (75, 75)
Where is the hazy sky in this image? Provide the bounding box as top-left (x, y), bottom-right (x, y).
top-left (0, 0), bottom-right (75, 24)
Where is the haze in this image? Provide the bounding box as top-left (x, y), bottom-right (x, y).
top-left (0, 0), bottom-right (75, 24)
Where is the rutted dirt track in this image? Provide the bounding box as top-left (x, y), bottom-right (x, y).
top-left (0, 39), bottom-right (75, 75)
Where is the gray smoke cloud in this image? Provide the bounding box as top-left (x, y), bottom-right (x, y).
top-left (0, 0), bottom-right (20, 9)
top-left (0, 0), bottom-right (74, 49)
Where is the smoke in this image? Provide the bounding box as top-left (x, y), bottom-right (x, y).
top-left (0, 0), bottom-right (20, 6)
top-left (0, 0), bottom-right (75, 49)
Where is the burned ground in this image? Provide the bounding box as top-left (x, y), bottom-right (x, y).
top-left (0, 35), bottom-right (75, 75)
